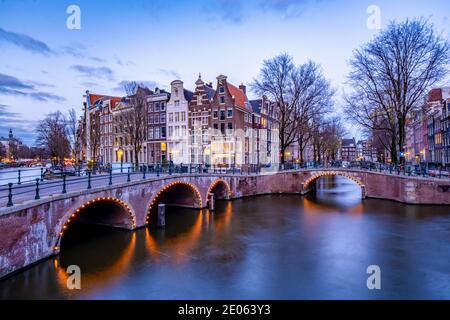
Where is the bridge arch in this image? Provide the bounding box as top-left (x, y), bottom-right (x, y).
top-left (54, 197), bottom-right (137, 252)
top-left (303, 171), bottom-right (366, 198)
top-left (208, 179), bottom-right (231, 200)
top-left (145, 181), bottom-right (203, 225)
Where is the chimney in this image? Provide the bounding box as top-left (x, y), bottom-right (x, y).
top-left (239, 84), bottom-right (246, 95)
top-left (428, 88), bottom-right (443, 103)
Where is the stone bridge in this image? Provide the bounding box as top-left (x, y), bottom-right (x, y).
top-left (0, 169), bottom-right (449, 279)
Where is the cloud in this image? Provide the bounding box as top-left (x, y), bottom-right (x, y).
top-left (80, 81), bottom-right (100, 88)
top-left (0, 104), bottom-right (19, 118)
top-left (259, 0), bottom-right (325, 18)
top-left (71, 65), bottom-right (115, 81)
top-left (0, 73), bottom-right (65, 102)
top-left (29, 92), bottom-right (65, 102)
top-left (0, 123), bottom-right (38, 145)
top-left (0, 27), bottom-right (54, 55)
top-left (158, 68), bottom-right (181, 79)
top-left (0, 86), bottom-right (27, 96)
top-left (0, 104), bottom-right (37, 144)
top-left (112, 80), bottom-right (164, 94)
top-left (115, 56), bottom-right (136, 67)
top-left (60, 45), bottom-right (105, 63)
top-left (205, 0), bottom-right (329, 23)
top-left (0, 73), bottom-right (33, 90)
top-left (206, 0), bottom-right (245, 24)
top-left (0, 28), bottom-right (107, 63)
top-left (28, 81), bottom-right (55, 88)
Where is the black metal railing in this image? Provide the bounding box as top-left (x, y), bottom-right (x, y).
top-left (0, 164), bottom-right (262, 207)
top-left (0, 162), bottom-right (448, 208)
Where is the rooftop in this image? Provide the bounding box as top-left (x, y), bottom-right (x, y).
top-left (227, 82), bottom-right (251, 111)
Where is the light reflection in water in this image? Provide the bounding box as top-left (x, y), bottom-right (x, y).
top-left (145, 209), bottom-right (203, 264)
top-left (1, 175), bottom-right (449, 299)
top-left (145, 202), bottom-right (233, 264)
top-left (54, 232), bottom-right (137, 295)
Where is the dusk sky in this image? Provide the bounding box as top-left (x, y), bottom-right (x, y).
top-left (1, 0), bottom-right (450, 145)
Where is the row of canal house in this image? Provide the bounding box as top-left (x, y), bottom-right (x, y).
top-left (405, 87), bottom-right (450, 168)
top-left (81, 74), bottom-right (280, 168)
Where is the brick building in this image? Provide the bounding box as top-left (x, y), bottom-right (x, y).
top-left (426, 87), bottom-right (450, 166)
top-left (405, 87), bottom-right (450, 167)
top-left (340, 138), bottom-right (356, 161)
top-left (84, 91), bottom-right (123, 163)
top-left (166, 80), bottom-right (193, 164)
top-left (356, 139), bottom-right (377, 162)
top-left (146, 88), bottom-right (170, 164)
top-left (99, 97), bottom-right (121, 164)
top-left (188, 75), bottom-right (216, 165)
top-left (210, 75), bottom-right (253, 167)
top-left (443, 98), bottom-right (450, 166)
top-left (249, 96), bottom-right (280, 167)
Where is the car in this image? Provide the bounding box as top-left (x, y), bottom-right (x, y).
top-left (428, 169), bottom-right (450, 178)
top-left (63, 165), bottom-right (77, 176)
top-left (331, 160), bottom-right (343, 168)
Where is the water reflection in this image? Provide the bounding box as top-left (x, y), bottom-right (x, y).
top-left (0, 167), bottom-right (44, 185)
top-left (312, 176), bottom-right (363, 208)
top-left (146, 208), bottom-right (203, 264)
top-left (1, 176), bottom-right (449, 299)
top-left (55, 231), bottom-right (136, 296)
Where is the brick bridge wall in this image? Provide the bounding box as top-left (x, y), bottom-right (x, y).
top-left (0, 169), bottom-right (449, 279)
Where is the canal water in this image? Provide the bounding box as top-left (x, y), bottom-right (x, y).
top-left (0, 167), bottom-right (44, 186)
top-left (1, 176), bottom-right (449, 299)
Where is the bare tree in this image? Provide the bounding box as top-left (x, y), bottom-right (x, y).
top-left (8, 138), bottom-right (20, 160)
top-left (295, 115), bottom-right (323, 163)
top-left (307, 116), bottom-right (346, 164)
top-left (123, 82), bottom-right (148, 168)
top-left (296, 121), bottom-right (314, 163)
top-left (75, 117), bottom-right (86, 162)
top-left (36, 111), bottom-right (71, 166)
top-left (17, 144), bottom-right (32, 159)
top-left (89, 111), bottom-right (101, 163)
top-left (345, 19), bottom-right (450, 164)
top-left (30, 146), bottom-right (49, 161)
top-left (252, 54), bottom-right (334, 164)
top-left (345, 93), bottom-right (399, 162)
top-left (363, 122), bottom-right (394, 163)
top-left (0, 142), bottom-right (6, 161)
top-left (67, 108), bottom-right (78, 159)
top-left (252, 54), bottom-right (301, 164)
top-left (295, 61), bottom-right (335, 162)
top-left (321, 117), bottom-right (346, 163)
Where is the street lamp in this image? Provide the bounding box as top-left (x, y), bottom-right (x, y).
top-left (118, 148), bottom-right (124, 173)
